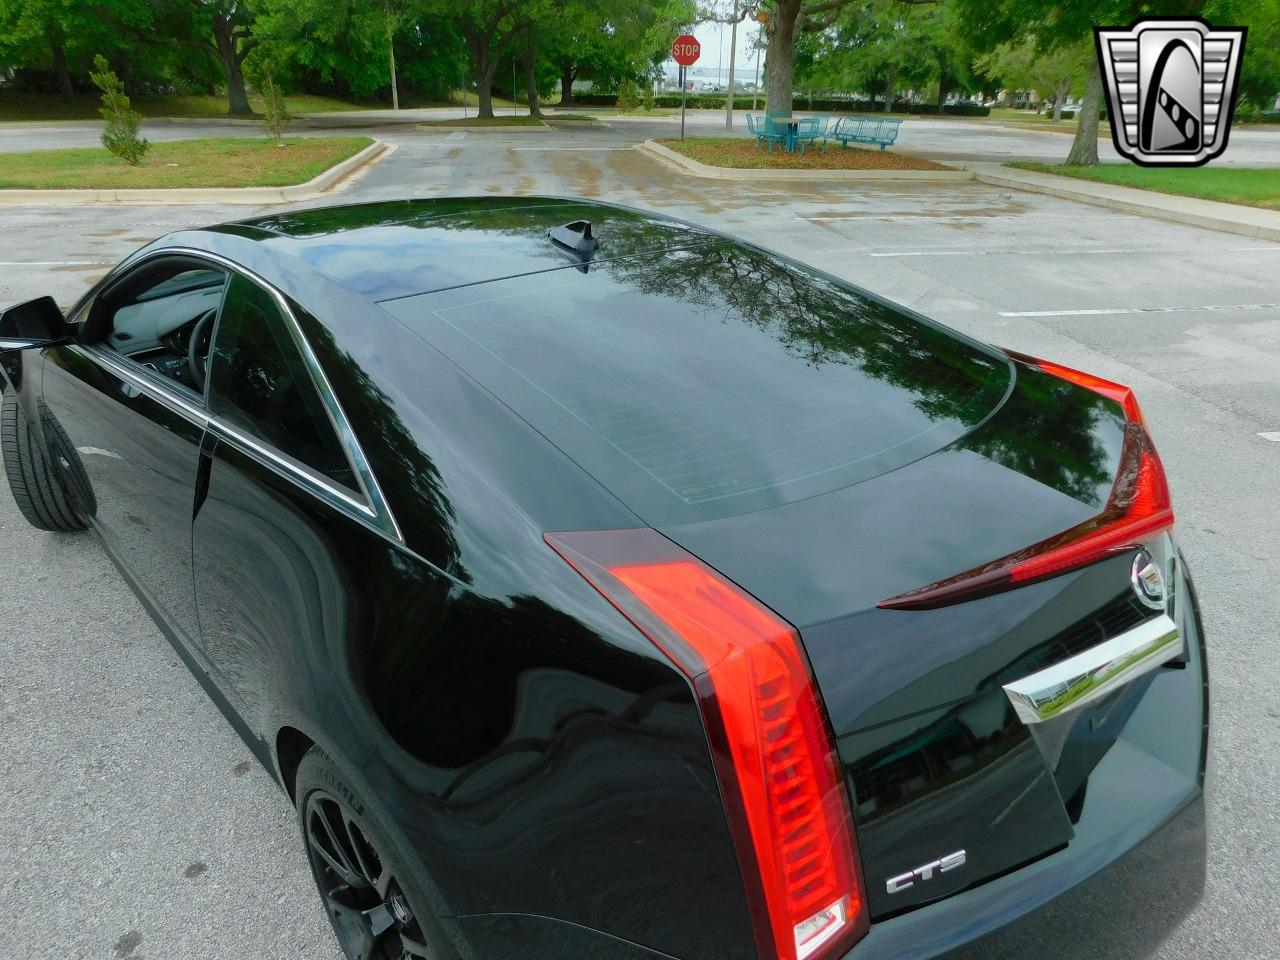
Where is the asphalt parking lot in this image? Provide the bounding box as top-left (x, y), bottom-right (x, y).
top-left (2, 117), bottom-right (1279, 959)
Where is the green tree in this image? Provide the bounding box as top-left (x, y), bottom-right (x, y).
top-left (424, 0), bottom-right (543, 118)
top-left (143, 1), bottom-right (258, 114)
top-left (975, 37), bottom-right (1092, 119)
top-left (0, 0), bottom-right (149, 98)
top-left (90, 54), bottom-right (149, 164)
top-left (1207, 0), bottom-right (1280, 112)
top-left (953, 0), bottom-right (1280, 165)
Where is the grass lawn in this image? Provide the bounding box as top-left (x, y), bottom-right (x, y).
top-left (1008, 162), bottom-right (1280, 211)
top-left (418, 115), bottom-right (545, 127)
top-left (0, 136), bottom-right (373, 189)
top-left (657, 137), bottom-right (951, 171)
top-left (0, 91), bottom-right (373, 122)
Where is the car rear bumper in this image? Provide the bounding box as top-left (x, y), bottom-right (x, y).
top-left (849, 788), bottom-right (1204, 960)
top-left (847, 556), bottom-right (1209, 960)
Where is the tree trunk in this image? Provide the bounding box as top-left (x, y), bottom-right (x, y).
top-left (936, 70), bottom-right (949, 112)
top-left (1052, 78), bottom-right (1069, 121)
top-left (463, 25), bottom-right (499, 119)
top-left (522, 35), bottom-right (540, 116)
top-left (212, 14), bottom-right (252, 115)
top-left (883, 69), bottom-right (896, 113)
top-left (476, 72), bottom-right (494, 118)
top-left (50, 38), bottom-right (74, 99)
top-left (1065, 57), bottom-right (1104, 166)
top-left (763, 0), bottom-right (801, 114)
top-left (559, 68), bottom-right (574, 106)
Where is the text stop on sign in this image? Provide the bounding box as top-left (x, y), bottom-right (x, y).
top-left (672, 35), bottom-right (701, 67)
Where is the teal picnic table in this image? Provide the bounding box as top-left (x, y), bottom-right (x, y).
top-left (769, 114), bottom-right (803, 152)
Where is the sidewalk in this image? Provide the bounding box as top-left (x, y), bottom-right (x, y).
top-left (968, 162), bottom-right (1280, 243)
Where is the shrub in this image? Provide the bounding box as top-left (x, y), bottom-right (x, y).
top-left (261, 73), bottom-right (291, 144)
top-left (1234, 99), bottom-right (1261, 123)
top-left (89, 55), bottom-right (149, 165)
top-left (567, 92), bottom-right (990, 117)
top-left (643, 83), bottom-right (655, 112)
top-left (616, 79), bottom-right (641, 112)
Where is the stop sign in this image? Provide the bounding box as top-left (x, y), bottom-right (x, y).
top-left (671, 34), bottom-right (701, 67)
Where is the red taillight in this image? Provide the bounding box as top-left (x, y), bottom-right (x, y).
top-left (546, 529), bottom-right (869, 960)
top-left (880, 354), bottom-right (1173, 611)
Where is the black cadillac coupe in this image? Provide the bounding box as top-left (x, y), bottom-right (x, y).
top-left (0, 198), bottom-right (1206, 960)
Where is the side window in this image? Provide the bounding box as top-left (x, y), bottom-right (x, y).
top-left (99, 263), bottom-right (227, 393)
top-left (208, 274), bottom-right (357, 493)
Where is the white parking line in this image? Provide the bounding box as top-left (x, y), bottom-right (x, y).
top-left (999, 303), bottom-right (1280, 317)
top-left (1259, 432), bottom-right (1280, 442)
top-left (798, 213), bottom-right (1140, 221)
top-left (511, 147), bottom-right (631, 151)
top-left (76, 446), bottom-right (122, 460)
top-left (870, 245), bottom-right (1280, 258)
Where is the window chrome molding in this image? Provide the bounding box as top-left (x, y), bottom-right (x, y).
top-left (72, 245), bottom-right (403, 544)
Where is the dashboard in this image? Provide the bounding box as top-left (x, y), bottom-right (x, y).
top-left (107, 271), bottom-right (225, 391)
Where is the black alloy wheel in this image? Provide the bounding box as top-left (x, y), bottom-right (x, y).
top-left (298, 753), bottom-right (432, 960)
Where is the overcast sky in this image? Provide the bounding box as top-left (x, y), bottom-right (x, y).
top-left (659, 18), bottom-right (766, 82)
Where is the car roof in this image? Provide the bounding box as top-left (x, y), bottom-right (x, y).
top-left (205, 197), bottom-right (715, 303)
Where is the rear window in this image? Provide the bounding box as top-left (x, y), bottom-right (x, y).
top-left (385, 244), bottom-right (1011, 524)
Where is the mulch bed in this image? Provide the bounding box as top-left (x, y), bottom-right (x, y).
top-left (657, 136), bottom-right (951, 171)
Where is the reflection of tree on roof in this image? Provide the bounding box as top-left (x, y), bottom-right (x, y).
top-left (602, 243), bottom-right (1115, 507)
top-left (606, 241), bottom-right (1007, 428)
top-left (957, 369), bottom-right (1117, 507)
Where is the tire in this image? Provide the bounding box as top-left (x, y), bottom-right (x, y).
top-left (295, 748), bottom-right (453, 960)
top-left (1, 389), bottom-right (92, 532)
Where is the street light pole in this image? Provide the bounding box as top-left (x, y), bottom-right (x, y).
top-left (724, 0), bottom-right (738, 129)
top-left (752, 26), bottom-right (763, 111)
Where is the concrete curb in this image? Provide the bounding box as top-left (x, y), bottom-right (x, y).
top-left (0, 138), bottom-right (389, 206)
top-left (969, 163), bottom-right (1280, 243)
top-left (415, 119), bottom-right (551, 133)
top-left (640, 139), bottom-right (972, 182)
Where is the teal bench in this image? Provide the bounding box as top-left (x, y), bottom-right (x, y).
top-left (826, 116), bottom-right (902, 151)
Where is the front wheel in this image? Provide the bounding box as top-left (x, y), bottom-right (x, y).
top-left (1, 389), bottom-right (92, 532)
top-left (295, 748), bottom-right (444, 960)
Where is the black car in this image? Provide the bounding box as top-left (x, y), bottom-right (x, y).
top-left (0, 198), bottom-right (1206, 960)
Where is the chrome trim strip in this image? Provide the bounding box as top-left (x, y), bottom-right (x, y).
top-left (77, 343), bottom-right (392, 536)
top-left (76, 343), bottom-right (208, 426)
top-left (64, 244), bottom-right (401, 542)
top-left (1002, 614), bottom-right (1183, 725)
top-left (78, 246), bottom-right (403, 543)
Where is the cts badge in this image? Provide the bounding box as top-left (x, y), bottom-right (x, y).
top-left (886, 850), bottom-right (967, 894)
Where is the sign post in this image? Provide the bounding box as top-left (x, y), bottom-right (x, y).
top-left (671, 34), bottom-right (701, 142)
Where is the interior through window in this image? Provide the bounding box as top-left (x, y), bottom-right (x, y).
top-left (207, 272), bottom-right (359, 493)
top-left (98, 261), bottom-right (228, 394)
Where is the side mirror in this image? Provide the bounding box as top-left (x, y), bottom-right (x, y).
top-left (0, 296), bottom-right (68, 351)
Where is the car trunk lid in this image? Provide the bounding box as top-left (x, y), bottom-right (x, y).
top-left (658, 366), bottom-right (1166, 918)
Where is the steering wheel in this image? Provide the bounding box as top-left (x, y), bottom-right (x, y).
top-left (187, 307), bottom-right (218, 392)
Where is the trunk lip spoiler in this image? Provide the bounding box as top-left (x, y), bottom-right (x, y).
top-left (1003, 613), bottom-right (1183, 724)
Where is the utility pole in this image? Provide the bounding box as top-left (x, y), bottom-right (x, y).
top-left (388, 28), bottom-right (399, 110)
top-left (724, 0), bottom-right (739, 129)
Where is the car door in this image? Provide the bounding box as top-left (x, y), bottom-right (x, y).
top-left (191, 271), bottom-right (392, 736)
top-left (41, 256), bottom-right (227, 653)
